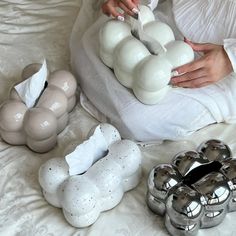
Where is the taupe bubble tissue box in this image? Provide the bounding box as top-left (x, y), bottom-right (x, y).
top-left (0, 62), bottom-right (77, 153)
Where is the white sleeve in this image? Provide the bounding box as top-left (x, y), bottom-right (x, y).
top-left (224, 38), bottom-right (236, 73)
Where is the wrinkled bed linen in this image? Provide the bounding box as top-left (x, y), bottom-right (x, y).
top-left (0, 0), bottom-right (236, 236)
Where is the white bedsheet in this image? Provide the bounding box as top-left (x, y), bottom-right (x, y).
top-left (0, 0), bottom-right (236, 235)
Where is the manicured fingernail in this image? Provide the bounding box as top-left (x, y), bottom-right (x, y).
top-left (117, 15), bottom-right (125, 21)
top-left (132, 8), bottom-right (139, 14)
top-left (171, 70), bottom-right (179, 77)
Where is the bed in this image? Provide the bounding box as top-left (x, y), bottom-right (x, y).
top-left (1, 0), bottom-right (236, 235)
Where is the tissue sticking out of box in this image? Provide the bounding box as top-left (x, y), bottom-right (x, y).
top-left (65, 125), bottom-right (112, 176)
top-left (14, 59), bottom-right (48, 108)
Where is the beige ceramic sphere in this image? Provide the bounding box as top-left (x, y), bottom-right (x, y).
top-left (0, 130), bottom-right (26, 145)
top-left (57, 113), bottom-right (69, 134)
top-left (21, 63), bottom-right (43, 80)
top-left (27, 134), bottom-right (57, 153)
top-left (9, 88), bottom-right (23, 101)
top-left (48, 70), bottom-right (77, 98)
top-left (67, 96), bottom-right (76, 112)
top-left (36, 85), bottom-right (68, 118)
top-left (23, 107), bottom-right (57, 140)
top-left (0, 100), bottom-right (27, 132)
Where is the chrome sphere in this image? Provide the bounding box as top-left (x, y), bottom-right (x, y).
top-left (146, 164), bottom-right (182, 215)
top-left (197, 139), bottom-right (232, 161)
top-left (221, 159), bottom-right (236, 211)
top-left (172, 150), bottom-right (208, 176)
top-left (165, 185), bottom-right (203, 236)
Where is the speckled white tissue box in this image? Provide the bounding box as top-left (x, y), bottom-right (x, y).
top-left (38, 123), bottom-right (142, 227)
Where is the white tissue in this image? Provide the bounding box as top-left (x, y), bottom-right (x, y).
top-left (146, 0), bottom-right (159, 10)
top-left (14, 59), bottom-right (48, 108)
top-left (65, 126), bottom-right (108, 176)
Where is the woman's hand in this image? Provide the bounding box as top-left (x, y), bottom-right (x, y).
top-left (102, 0), bottom-right (140, 21)
top-left (171, 39), bottom-right (233, 88)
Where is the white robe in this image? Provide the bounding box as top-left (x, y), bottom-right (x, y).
top-left (70, 0), bottom-right (236, 142)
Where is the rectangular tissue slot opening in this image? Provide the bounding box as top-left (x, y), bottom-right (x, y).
top-left (182, 161), bottom-right (222, 186)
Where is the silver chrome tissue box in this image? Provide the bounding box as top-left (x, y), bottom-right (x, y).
top-left (146, 139), bottom-right (236, 236)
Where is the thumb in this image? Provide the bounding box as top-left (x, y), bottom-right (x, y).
top-left (184, 38), bottom-right (215, 52)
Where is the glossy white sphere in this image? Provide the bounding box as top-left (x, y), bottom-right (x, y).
top-left (165, 41), bottom-right (195, 68)
top-left (113, 36), bottom-right (150, 88)
top-left (144, 21), bottom-right (175, 46)
top-left (138, 5), bottom-right (155, 24)
top-left (99, 20), bottom-right (131, 68)
top-left (134, 55), bottom-right (172, 91)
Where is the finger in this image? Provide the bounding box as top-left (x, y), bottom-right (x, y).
top-left (175, 58), bottom-right (206, 75)
top-left (102, 6), bottom-right (112, 17)
top-left (120, 0), bottom-right (139, 12)
top-left (132, 0), bottom-right (140, 5)
top-left (102, 3), bottom-right (122, 18)
top-left (184, 38), bottom-right (218, 53)
top-left (174, 77), bottom-right (210, 88)
top-left (195, 82), bottom-right (212, 88)
top-left (118, 1), bottom-right (134, 15)
top-left (171, 68), bottom-right (207, 84)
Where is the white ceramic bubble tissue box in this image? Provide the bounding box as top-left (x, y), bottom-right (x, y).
top-left (99, 5), bottom-right (194, 104)
top-left (0, 63), bottom-right (77, 153)
top-left (39, 123), bottom-right (142, 228)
